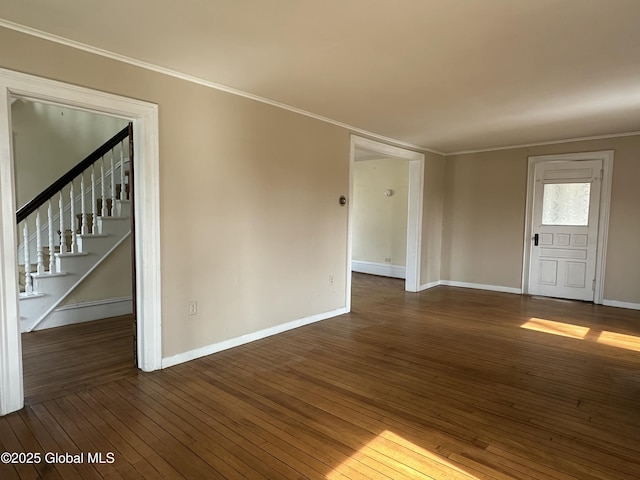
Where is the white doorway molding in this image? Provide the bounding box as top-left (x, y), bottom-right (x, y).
top-left (0, 68), bottom-right (162, 415)
top-left (347, 135), bottom-right (425, 311)
top-left (522, 150), bottom-right (613, 304)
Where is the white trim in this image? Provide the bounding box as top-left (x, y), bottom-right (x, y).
top-left (521, 151), bottom-right (613, 304)
top-left (602, 299), bottom-right (640, 311)
top-left (34, 296), bottom-right (133, 331)
top-left (0, 19), bottom-right (438, 156)
top-left (447, 131), bottom-right (640, 156)
top-left (351, 261), bottom-right (406, 279)
top-left (348, 135), bottom-right (425, 308)
top-left (440, 280), bottom-right (522, 295)
top-left (162, 307), bottom-right (347, 369)
top-left (0, 68), bottom-right (162, 415)
top-left (419, 280), bottom-right (442, 291)
top-left (0, 85), bottom-right (23, 415)
top-left (26, 232), bottom-right (131, 332)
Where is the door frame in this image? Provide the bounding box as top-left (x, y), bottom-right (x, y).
top-left (0, 68), bottom-right (162, 415)
top-left (347, 135), bottom-right (424, 311)
top-left (521, 150), bottom-right (614, 303)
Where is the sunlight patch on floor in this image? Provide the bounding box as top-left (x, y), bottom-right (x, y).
top-left (521, 318), bottom-right (590, 339)
top-left (597, 330), bottom-right (640, 352)
top-left (326, 430), bottom-right (479, 479)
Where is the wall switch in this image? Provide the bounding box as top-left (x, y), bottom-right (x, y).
top-left (188, 301), bottom-right (198, 316)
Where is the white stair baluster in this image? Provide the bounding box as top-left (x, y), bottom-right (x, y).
top-left (91, 165), bottom-right (96, 234)
top-left (47, 199), bottom-right (55, 273)
top-left (100, 159), bottom-right (106, 219)
top-left (80, 173), bottom-right (87, 235)
top-left (59, 191), bottom-right (67, 254)
top-left (120, 146), bottom-right (125, 200)
top-left (70, 182), bottom-right (76, 253)
top-left (23, 222), bottom-right (32, 295)
top-left (36, 210), bottom-right (44, 274)
top-left (110, 154), bottom-right (116, 215)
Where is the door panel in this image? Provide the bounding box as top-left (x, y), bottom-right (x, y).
top-left (528, 160), bottom-right (601, 301)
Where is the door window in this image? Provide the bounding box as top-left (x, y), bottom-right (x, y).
top-left (541, 183), bottom-right (591, 226)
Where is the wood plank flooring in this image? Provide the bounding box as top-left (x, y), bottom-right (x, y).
top-left (21, 315), bottom-right (137, 405)
top-left (3, 273), bottom-right (640, 479)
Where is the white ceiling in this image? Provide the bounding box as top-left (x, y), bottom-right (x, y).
top-left (2, 0), bottom-right (640, 154)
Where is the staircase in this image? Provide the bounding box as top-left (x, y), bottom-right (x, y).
top-left (17, 125), bottom-right (133, 333)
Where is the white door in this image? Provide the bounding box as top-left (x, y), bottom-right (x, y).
top-left (528, 160), bottom-right (602, 301)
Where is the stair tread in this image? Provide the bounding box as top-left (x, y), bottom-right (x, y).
top-left (55, 251), bottom-right (89, 258)
top-left (19, 292), bottom-right (46, 300)
top-left (30, 271), bottom-right (68, 278)
top-left (78, 233), bottom-right (109, 238)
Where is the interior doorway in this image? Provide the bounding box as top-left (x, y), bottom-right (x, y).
top-left (347, 135), bottom-right (425, 311)
top-left (522, 151), bottom-right (614, 303)
top-left (352, 151), bottom-right (410, 279)
top-left (0, 68), bottom-right (161, 416)
top-left (12, 98), bottom-right (136, 403)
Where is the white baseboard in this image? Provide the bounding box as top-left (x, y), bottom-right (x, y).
top-left (33, 296), bottom-right (133, 331)
top-left (439, 280), bottom-right (522, 295)
top-left (419, 280), bottom-right (441, 291)
top-left (602, 299), bottom-right (640, 310)
top-left (352, 260), bottom-right (406, 279)
top-left (162, 307), bottom-right (348, 369)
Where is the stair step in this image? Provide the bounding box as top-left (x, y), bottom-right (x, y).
top-left (78, 233), bottom-right (109, 238)
top-left (31, 271), bottom-right (68, 279)
top-left (19, 292), bottom-right (46, 300)
top-left (55, 251), bottom-right (89, 258)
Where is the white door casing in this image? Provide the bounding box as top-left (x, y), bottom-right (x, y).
top-left (522, 151), bottom-right (613, 303)
top-left (0, 68), bottom-right (162, 416)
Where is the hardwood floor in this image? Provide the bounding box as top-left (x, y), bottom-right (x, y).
top-left (2, 273), bottom-right (640, 479)
top-left (21, 315), bottom-right (137, 405)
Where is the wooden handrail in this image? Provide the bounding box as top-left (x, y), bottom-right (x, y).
top-left (16, 125), bottom-right (130, 224)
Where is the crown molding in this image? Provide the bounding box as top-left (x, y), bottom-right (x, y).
top-left (0, 19), bottom-right (444, 156)
top-left (447, 130), bottom-right (640, 156)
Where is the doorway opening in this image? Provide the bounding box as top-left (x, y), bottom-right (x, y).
top-left (0, 68), bottom-right (161, 415)
top-left (12, 98), bottom-right (136, 403)
top-left (522, 151), bottom-right (613, 303)
top-left (347, 136), bottom-right (425, 311)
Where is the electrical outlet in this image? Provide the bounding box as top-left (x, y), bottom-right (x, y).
top-left (329, 274), bottom-right (334, 286)
top-left (384, 257), bottom-right (392, 263)
top-left (188, 301), bottom-right (198, 316)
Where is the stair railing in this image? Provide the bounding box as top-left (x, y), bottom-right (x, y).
top-left (16, 124), bottom-right (132, 295)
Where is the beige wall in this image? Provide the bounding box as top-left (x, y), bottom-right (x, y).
top-left (12, 99), bottom-right (128, 208)
top-left (353, 158), bottom-right (409, 266)
top-left (443, 136), bottom-right (640, 304)
top-left (0, 27), bottom-right (350, 358)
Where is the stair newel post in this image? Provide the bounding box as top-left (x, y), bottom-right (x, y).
top-left (110, 154), bottom-right (116, 215)
top-left (59, 191), bottom-right (67, 254)
top-left (91, 165), bottom-right (97, 234)
top-left (23, 222), bottom-right (32, 295)
top-left (47, 199), bottom-right (55, 273)
top-left (35, 209), bottom-right (44, 275)
top-left (69, 182), bottom-right (77, 253)
top-left (80, 172), bottom-right (87, 235)
top-left (119, 143), bottom-right (125, 200)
